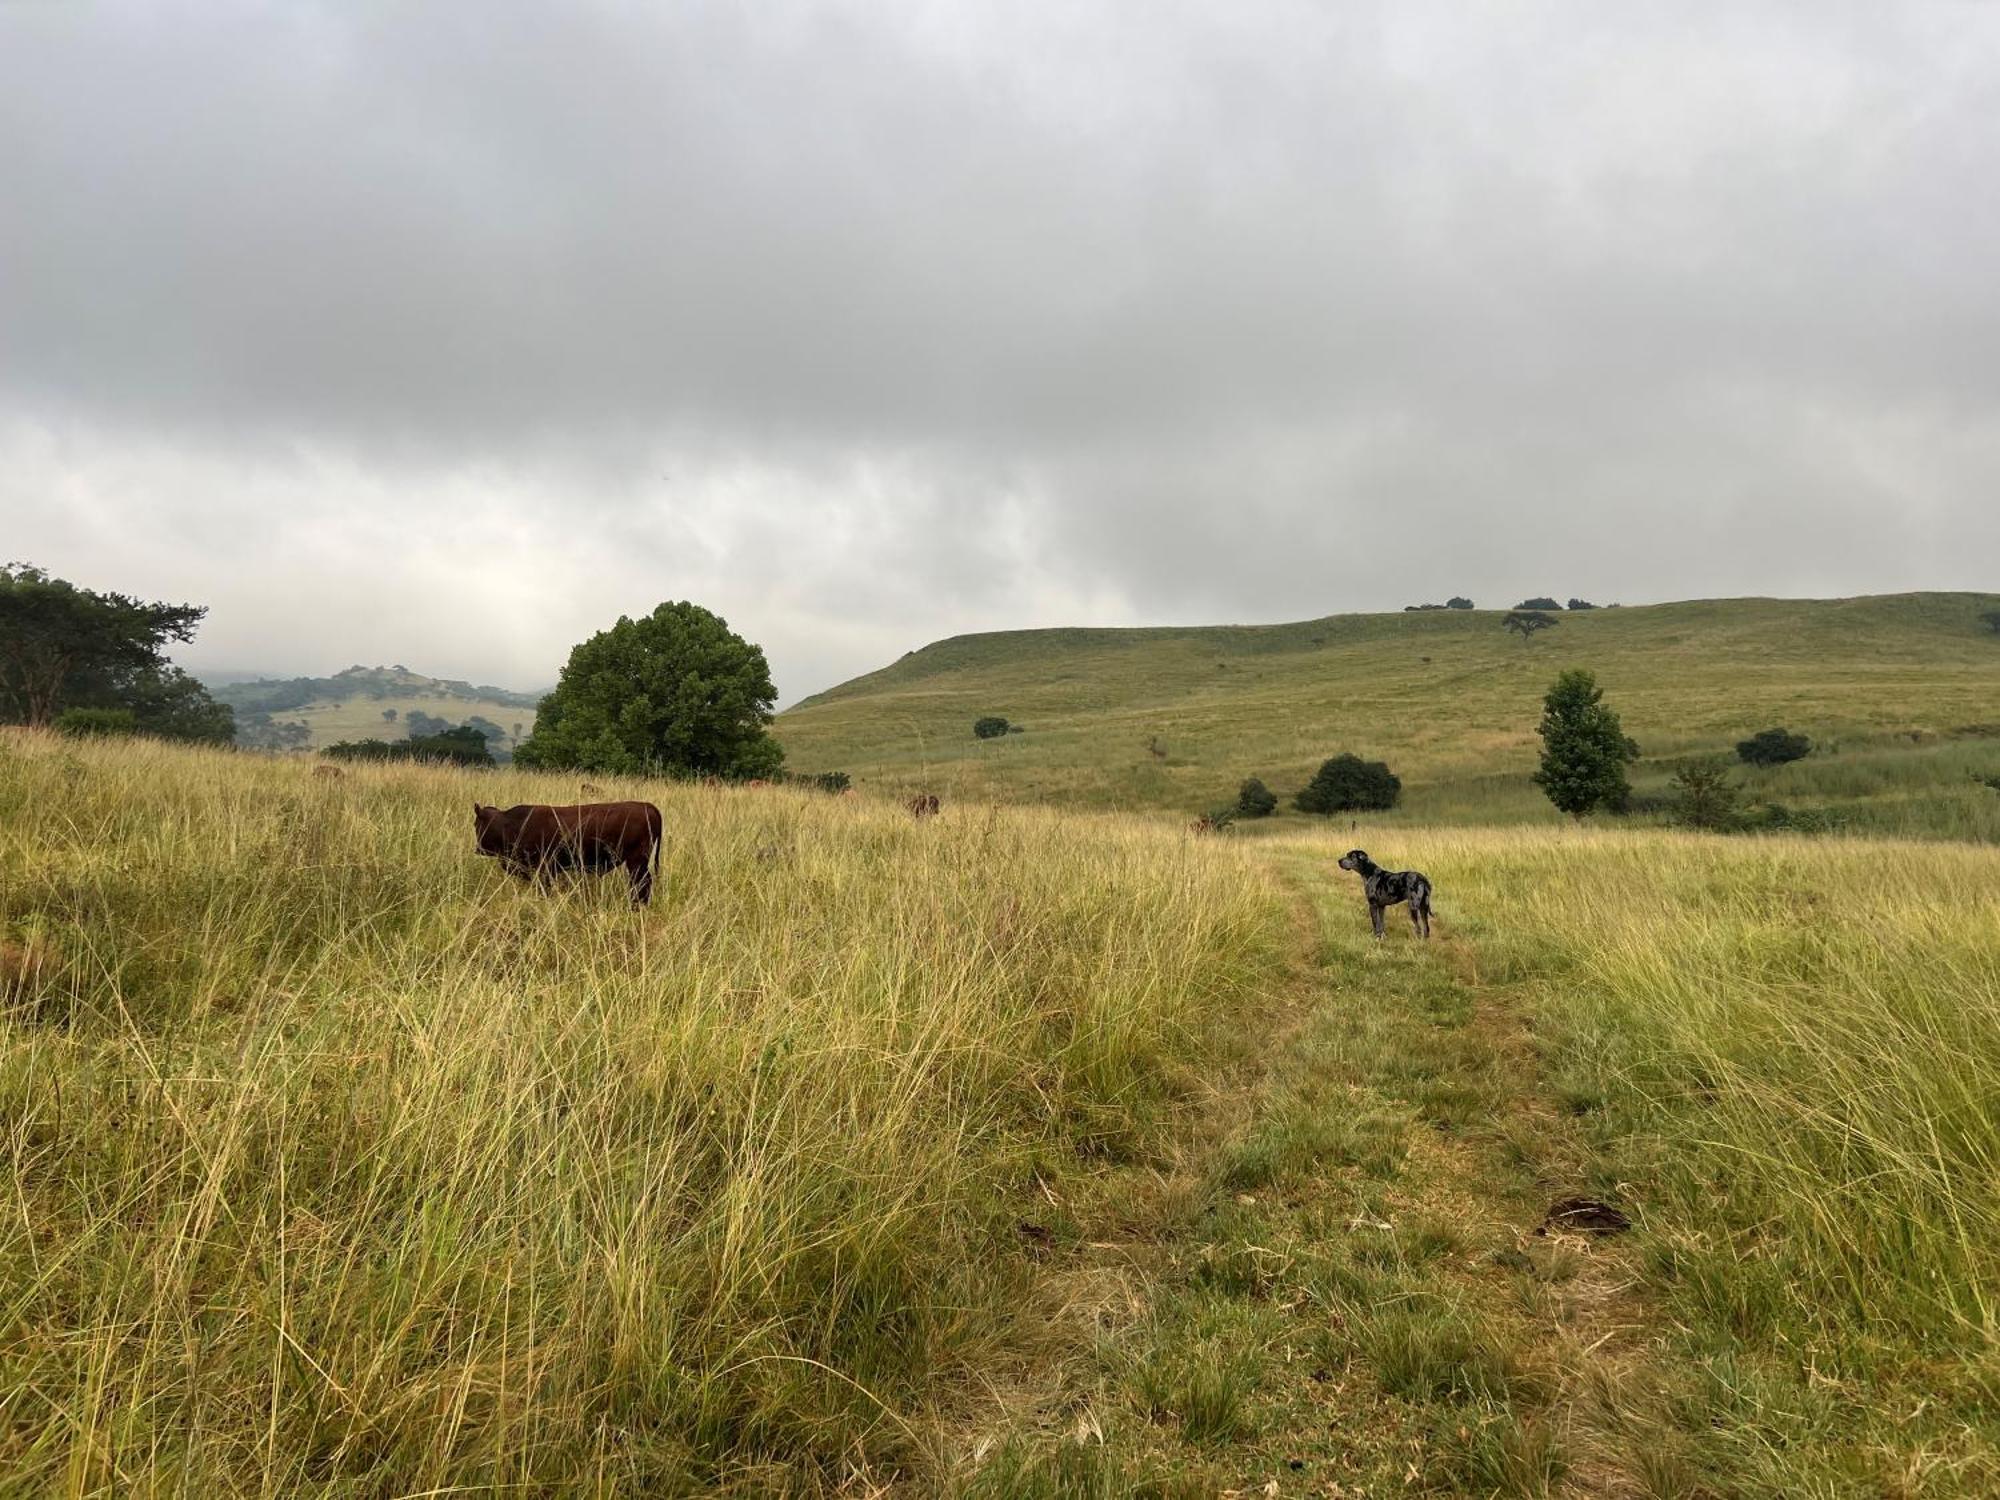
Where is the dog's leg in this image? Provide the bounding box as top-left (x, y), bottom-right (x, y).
top-left (1409, 904), bottom-right (1423, 938)
top-left (1370, 904), bottom-right (1386, 939)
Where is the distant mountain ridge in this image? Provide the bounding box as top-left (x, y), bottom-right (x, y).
top-left (207, 665), bottom-right (544, 715)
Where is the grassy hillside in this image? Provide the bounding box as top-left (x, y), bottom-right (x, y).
top-left (0, 730), bottom-right (1283, 1495)
top-left (3, 732), bottom-right (1995, 1493)
top-left (777, 592), bottom-right (2000, 838)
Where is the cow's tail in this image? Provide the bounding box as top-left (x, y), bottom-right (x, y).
top-left (650, 805), bottom-right (664, 883)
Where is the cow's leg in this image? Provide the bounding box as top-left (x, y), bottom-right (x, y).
top-left (628, 856), bottom-right (653, 907)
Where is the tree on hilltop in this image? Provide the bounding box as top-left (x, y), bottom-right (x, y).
top-left (515, 601), bottom-right (783, 779)
top-left (1503, 610), bottom-right (1559, 642)
top-left (1516, 597), bottom-right (1563, 611)
top-left (1533, 668), bottom-right (1637, 819)
top-left (1446, 596), bottom-right (1475, 610)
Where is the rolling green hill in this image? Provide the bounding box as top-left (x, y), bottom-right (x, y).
top-left (777, 592), bottom-right (2000, 839)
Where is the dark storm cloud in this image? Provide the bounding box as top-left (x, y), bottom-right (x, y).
top-left (3, 2), bottom-right (1997, 698)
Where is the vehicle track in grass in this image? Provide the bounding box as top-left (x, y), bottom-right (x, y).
top-left (953, 844), bottom-right (1677, 1498)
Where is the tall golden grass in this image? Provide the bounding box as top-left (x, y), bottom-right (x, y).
top-left (0, 731), bottom-right (1286, 1495)
top-left (1280, 822), bottom-right (2000, 1484)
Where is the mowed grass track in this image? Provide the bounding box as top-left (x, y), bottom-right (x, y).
top-left (0, 732), bottom-right (1285, 1496)
top-left (1349, 826), bottom-right (2000, 1490)
top-left (776, 592), bottom-right (2000, 838)
top-left (973, 827), bottom-right (2000, 1495)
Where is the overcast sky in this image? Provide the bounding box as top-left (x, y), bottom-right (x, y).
top-left (5, 2), bottom-right (1998, 702)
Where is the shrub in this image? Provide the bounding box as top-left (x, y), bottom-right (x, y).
top-left (1981, 610), bottom-right (2000, 635)
top-left (973, 716), bottom-right (1012, 740)
top-left (1446, 596), bottom-right (1474, 609)
top-left (1516, 597), bottom-right (1563, 611)
top-left (1295, 754), bottom-right (1401, 814)
top-left (795, 771), bottom-right (851, 794)
top-left (324, 727), bottom-right (494, 767)
top-left (1567, 598), bottom-right (1598, 610)
top-left (1669, 760), bottom-right (1742, 830)
top-left (1742, 801), bottom-right (1844, 834)
top-left (1736, 728), bottom-right (1813, 766)
top-left (54, 707), bottom-right (137, 737)
top-left (1235, 777), bottom-right (1278, 819)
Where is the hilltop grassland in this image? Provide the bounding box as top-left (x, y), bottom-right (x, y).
top-left (776, 592), bottom-right (2000, 838)
top-left (0, 731), bottom-right (1286, 1496)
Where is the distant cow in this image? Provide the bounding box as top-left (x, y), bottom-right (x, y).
top-left (472, 801), bottom-right (663, 907)
top-left (909, 793), bottom-right (940, 819)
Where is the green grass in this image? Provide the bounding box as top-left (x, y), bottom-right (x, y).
top-left (776, 591), bottom-right (2000, 837)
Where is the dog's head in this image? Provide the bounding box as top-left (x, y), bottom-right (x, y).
top-left (1337, 849), bottom-right (1368, 872)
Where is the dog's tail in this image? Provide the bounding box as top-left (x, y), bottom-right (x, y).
top-left (1414, 875), bottom-right (1433, 915)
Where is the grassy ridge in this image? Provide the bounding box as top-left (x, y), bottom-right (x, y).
top-left (0, 731), bottom-right (1285, 1495)
top-left (776, 592), bottom-right (2000, 837)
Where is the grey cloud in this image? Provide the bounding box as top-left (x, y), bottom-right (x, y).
top-left (3, 2), bottom-right (1997, 699)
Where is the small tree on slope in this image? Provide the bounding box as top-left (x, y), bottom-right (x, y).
top-left (1533, 668), bottom-right (1638, 819)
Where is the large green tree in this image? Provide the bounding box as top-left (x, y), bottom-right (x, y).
top-left (515, 601), bottom-right (783, 779)
top-left (0, 562), bottom-right (233, 741)
top-left (1532, 668), bottom-right (1637, 818)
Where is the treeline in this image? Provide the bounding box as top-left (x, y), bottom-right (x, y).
top-left (0, 563), bottom-right (234, 743)
top-left (323, 726), bottom-right (498, 766)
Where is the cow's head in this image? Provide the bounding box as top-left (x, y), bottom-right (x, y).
top-left (472, 802), bottom-right (506, 857)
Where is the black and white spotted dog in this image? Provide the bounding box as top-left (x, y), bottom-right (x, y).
top-left (1337, 849), bottom-right (1434, 939)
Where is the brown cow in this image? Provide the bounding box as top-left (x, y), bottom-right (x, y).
top-left (472, 801), bottom-right (663, 907)
top-left (909, 793), bottom-right (940, 819)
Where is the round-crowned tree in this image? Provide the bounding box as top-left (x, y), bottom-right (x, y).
top-left (515, 602), bottom-right (783, 779)
top-left (1295, 754), bottom-right (1401, 814)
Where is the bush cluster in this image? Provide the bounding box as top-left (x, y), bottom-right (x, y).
top-left (54, 707), bottom-right (138, 738)
top-left (1234, 777), bottom-right (1278, 819)
top-left (1296, 754), bottom-right (1401, 814)
top-left (323, 727), bottom-right (495, 767)
top-left (1736, 727), bottom-right (1812, 766)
